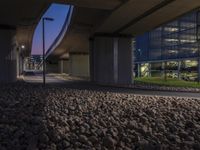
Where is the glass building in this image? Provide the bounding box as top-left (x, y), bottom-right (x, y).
top-left (134, 9), bottom-right (200, 81)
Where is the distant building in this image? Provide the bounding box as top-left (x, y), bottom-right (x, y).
top-left (24, 55), bottom-right (43, 71)
top-left (134, 9), bottom-right (200, 81)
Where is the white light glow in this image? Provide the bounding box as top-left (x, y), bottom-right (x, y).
top-left (165, 39), bottom-right (179, 42)
top-left (164, 27), bottom-right (178, 32)
top-left (21, 45), bottom-right (25, 49)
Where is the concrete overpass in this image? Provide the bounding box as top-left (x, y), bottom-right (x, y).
top-left (0, 0), bottom-right (200, 84)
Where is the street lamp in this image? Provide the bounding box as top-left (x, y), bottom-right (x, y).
top-left (21, 45), bottom-right (25, 49)
top-left (42, 17), bottom-right (54, 87)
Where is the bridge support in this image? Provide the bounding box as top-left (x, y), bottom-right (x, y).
top-left (46, 60), bottom-right (59, 73)
top-left (0, 29), bottom-right (17, 82)
top-left (16, 47), bottom-right (24, 77)
top-left (198, 58), bottom-right (200, 83)
top-left (90, 36), bottom-right (133, 85)
top-left (59, 59), bottom-right (69, 74)
top-left (69, 53), bottom-right (90, 77)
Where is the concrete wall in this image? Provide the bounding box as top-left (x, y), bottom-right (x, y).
top-left (90, 36), bottom-right (133, 85)
top-left (0, 29), bottom-right (17, 82)
top-left (69, 54), bottom-right (90, 77)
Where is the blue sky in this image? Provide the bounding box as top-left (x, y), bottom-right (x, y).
top-left (31, 4), bottom-right (70, 55)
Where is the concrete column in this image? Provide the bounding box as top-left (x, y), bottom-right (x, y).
top-left (148, 63), bottom-right (151, 77)
top-left (16, 48), bottom-right (19, 77)
top-left (0, 29), bottom-right (17, 82)
top-left (59, 59), bottom-right (69, 74)
top-left (89, 39), bottom-right (95, 81)
top-left (113, 38), bottom-right (118, 83)
top-left (161, 62), bottom-right (165, 79)
top-left (20, 56), bottom-right (24, 75)
top-left (164, 61), bottom-right (167, 81)
top-left (118, 37), bottom-right (133, 84)
top-left (46, 60), bottom-right (59, 73)
top-left (198, 58), bottom-right (200, 83)
top-left (90, 36), bottom-right (133, 85)
top-left (16, 47), bottom-right (23, 77)
top-left (69, 53), bottom-right (89, 77)
top-left (178, 61), bottom-right (181, 80)
top-left (137, 64), bottom-right (141, 77)
top-left (59, 60), bottom-right (64, 74)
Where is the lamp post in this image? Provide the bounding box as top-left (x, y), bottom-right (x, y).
top-left (42, 17), bottom-right (54, 87)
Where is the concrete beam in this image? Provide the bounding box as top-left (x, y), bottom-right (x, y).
top-left (57, 0), bottom-right (122, 10)
top-left (97, 0), bottom-right (163, 33)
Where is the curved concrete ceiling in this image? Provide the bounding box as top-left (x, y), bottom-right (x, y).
top-left (1, 0), bottom-right (199, 59)
top-left (49, 0), bottom-right (200, 60)
top-left (47, 0), bottom-right (125, 60)
top-left (48, 6), bottom-right (112, 59)
top-left (0, 0), bottom-right (122, 57)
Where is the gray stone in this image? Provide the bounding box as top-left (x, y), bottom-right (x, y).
top-left (79, 135), bottom-right (89, 144)
top-left (39, 133), bottom-right (49, 143)
top-left (62, 140), bottom-right (70, 148)
top-left (102, 136), bottom-right (116, 149)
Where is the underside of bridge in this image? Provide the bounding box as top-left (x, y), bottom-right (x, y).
top-left (0, 0), bottom-right (200, 84)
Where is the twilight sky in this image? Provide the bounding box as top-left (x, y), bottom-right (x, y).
top-left (31, 4), bottom-right (70, 55)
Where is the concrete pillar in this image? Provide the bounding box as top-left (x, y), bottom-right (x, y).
top-left (89, 39), bottom-right (95, 81)
top-left (0, 29), bottom-right (17, 82)
top-left (161, 62), bottom-right (165, 79)
top-left (164, 61), bottom-right (167, 81)
top-left (20, 56), bottom-right (24, 75)
top-left (16, 48), bottom-right (20, 77)
top-left (59, 60), bottom-right (64, 74)
top-left (118, 37), bottom-right (133, 84)
top-left (46, 60), bottom-right (59, 73)
top-left (148, 63), bottom-right (151, 77)
top-left (198, 58), bottom-right (200, 83)
top-left (178, 61), bottom-right (181, 80)
top-left (137, 64), bottom-right (141, 77)
top-left (16, 47), bottom-right (23, 77)
top-left (59, 59), bottom-right (69, 74)
top-left (90, 36), bottom-right (133, 85)
top-left (69, 53), bottom-right (89, 77)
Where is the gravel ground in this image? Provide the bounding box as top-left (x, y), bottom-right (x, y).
top-left (0, 82), bottom-right (200, 150)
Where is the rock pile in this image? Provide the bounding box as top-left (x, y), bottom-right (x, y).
top-left (0, 82), bottom-right (200, 150)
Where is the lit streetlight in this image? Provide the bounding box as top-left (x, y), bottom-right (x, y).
top-left (21, 45), bottom-right (25, 49)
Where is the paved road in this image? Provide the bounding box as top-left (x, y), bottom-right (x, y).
top-left (23, 73), bottom-right (200, 99)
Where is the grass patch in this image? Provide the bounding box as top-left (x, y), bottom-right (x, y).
top-left (134, 77), bottom-right (200, 88)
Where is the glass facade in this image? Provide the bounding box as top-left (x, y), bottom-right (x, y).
top-left (135, 9), bottom-right (200, 81)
